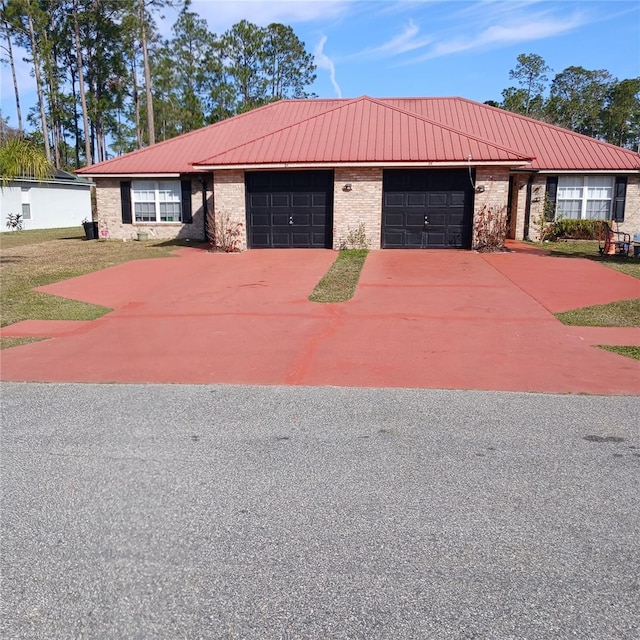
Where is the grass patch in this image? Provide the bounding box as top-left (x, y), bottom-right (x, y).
top-left (0, 226), bottom-right (85, 249)
top-left (597, 345), bottom-right (640, 361)
top-left (1, 229), bottom-right (203, 331)
top-left (539, 240), bottom-right (640, 279)
top-left (0, 337), bottom-right (47, 350)
top-left (309, 249), bottom-right (368, 303)
top-left (555, 298), bottom-right (640, 327)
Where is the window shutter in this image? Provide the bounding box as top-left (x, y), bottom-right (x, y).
top-left (612, 177), bottom-right (627, 223)
top-left (545, 176), bottom-right (558, 221)
top-left (181, 179), bottom-right (193, 224)
top-left (120, 181), bottom-right (132, 224)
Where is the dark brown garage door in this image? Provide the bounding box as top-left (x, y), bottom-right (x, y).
top-left (246, 171), bottom-right (334, 248)
top-left (382, 170), bottom-right (473, 249)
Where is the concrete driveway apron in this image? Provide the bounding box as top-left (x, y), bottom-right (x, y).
top-left (1, 247), bottom-right (639, 394)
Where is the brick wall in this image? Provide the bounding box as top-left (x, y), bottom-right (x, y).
top-left (212, 170), bottom-right (247, 250)
top-left (94, 177), bottom-right (206, 241)
top-left (472, 168), bottom-right (510, 247)
top-left (527, 174), bottom-right (640, 242)
top-left (619, 175), bottom-right (640, 239)
top-left (333, 168), bottom-right (382, 249)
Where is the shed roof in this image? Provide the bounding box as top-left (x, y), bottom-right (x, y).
top-left (77, 96), bottom-right (640, 175)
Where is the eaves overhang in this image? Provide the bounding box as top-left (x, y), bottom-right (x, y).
top-left (76, 172), bottom-right (183, 178)
top-left (535, 169), bottom-right (640, 174)
top-left (195, 160), bottom-right (534, 171)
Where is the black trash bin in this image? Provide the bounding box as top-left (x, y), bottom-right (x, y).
top-left (83, 221), bottom-right (98, 240)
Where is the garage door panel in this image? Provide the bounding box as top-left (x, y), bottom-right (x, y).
top-left (427, 193), bottom-right (447, 206)
top-left (384, 212), bottom-right (405, 226)
top-left (312, 213), bottom-right (327, 225)
top-left (406, 212), bottom-right (427, 226)
top-left (249, 194), bottom-right (269, 207)
top-left (405, 231), bottom-right (424, 247)
top-left (250, 213), bottom-right (270, 227)
top-left (426, 231), bottom-right (446, 246)
top-left (246, 171), bottom-right (334, 248)
top-left (383, 170), bottom-right (472, 249)
top-left (251, 233), bottom-right (271, 248)
top-left (312, 231), bottom-right (327, 245)
top-left (407, 193), bottom-right (427, 206)
top-left (383, 230), bottom-right (405, 247)
top-left (271, 194), bottom-right (290, 208)
top-left (385, 193), bottom-right (405, 207)
top-left (447, 230), bottom-right (463, 246)
top-left (292, 194), bottom-right (311, 207)
top-left (271, 213), bottom-right (291, 226)
top-left (450, 192), bottom-right (466, 207)
top-left (292, 214), bottom-right (311, 226)
top-left (271, 231), bottom-right (292, 246)
top-left (427, 212), bottom-right (447, 225)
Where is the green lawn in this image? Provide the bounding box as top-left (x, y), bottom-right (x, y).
top-left (309, 249), bottom-right (368, 303)
top-left (0, 337), bottom-right (47, 350)
top-left (555, 298), bottom-right (640, 328)
top-left (0, 227), bottom-right (202, 331)
top-left (596, 345), bottom-right (640, 361)
top-left (541, 240), bottom-right (640, 279)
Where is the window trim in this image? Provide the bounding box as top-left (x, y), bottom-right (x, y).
top-left (555, 175), bottom-right (614, 221)
top-left (21, 187), bottom-right (32, 220)
top-left (131, 180), bottom-right (183, 224)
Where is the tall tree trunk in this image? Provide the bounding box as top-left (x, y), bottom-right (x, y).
top-left (47, 64), bottom-right (61, 168)
top-left (26, 11), bottom-right (51, 161)
top-left (139, 0), bottom-right (155, 145)
top-left (1, 8), bottom-right (23, 134)
top-left (132, 54), bottom-right (142, 148)
top-left (73, 0), bottom-right (92, 165)
top-left (70, 63), bottom-right (80, 167)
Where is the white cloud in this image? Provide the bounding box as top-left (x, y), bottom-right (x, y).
top-left (191, 0), bottom-right (350, 32)
top-left (353, 19), bottom-right (433, 59)
top-left (314, 35), bottom-right (342, 98)
top-left (408, 12), bottom-right (587, 62)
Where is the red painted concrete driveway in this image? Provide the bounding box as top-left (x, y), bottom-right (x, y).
top-left (1, 246), bottom-right (639, 394)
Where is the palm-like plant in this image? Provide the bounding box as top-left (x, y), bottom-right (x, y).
top-left (0, 137), bottom-right (54, 187)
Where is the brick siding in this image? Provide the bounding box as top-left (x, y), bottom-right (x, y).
top-left (527, 174), bottom-right (640, 242)
top-left (94, 177), bottom-right (206, 241)
top-left (472, 168), bottom-right (510, 247)
top-left (333, 168), bottom-right (382, 249)
top-left (212, 170), bottom-right (247, 250)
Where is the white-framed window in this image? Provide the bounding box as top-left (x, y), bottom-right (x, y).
top-left (132, 180), bottom-right (182, 223)
top-left (21, 187), bottom-right (32, 220)
top-left (556, 176), bottom-right (613, 220)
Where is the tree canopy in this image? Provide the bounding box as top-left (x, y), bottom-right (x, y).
top-left (0, 0), bottom-right (317, 168)
top-left (0, 135), bottom-right (54, 185)
top-left (494, 53), bottom-right (640, 150)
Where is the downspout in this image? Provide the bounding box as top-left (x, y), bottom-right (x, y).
top-left (522, 173), bottom-right (537, 241)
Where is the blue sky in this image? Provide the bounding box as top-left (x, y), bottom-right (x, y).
top-left (2, 0), bottom-right (639, 130)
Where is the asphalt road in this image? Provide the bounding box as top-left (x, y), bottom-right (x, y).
top-left (1, 383), bottom-right (639, 639)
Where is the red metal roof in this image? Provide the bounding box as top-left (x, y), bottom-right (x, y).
top-left (78, 96), bottom-right (640, 175)
top-left (194, 96), bottom-right (531, 167)
top-left (385, 98), bottom-right (640, 171)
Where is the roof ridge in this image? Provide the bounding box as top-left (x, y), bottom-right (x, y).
top-left (76, 100), bottom-right (290, 174)
top-left (456, 96), bottom-right (640, 161)
top-left (365, 96), bottom-right (532, 160)
top-left (193, 96), bottom-right (366, 166)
